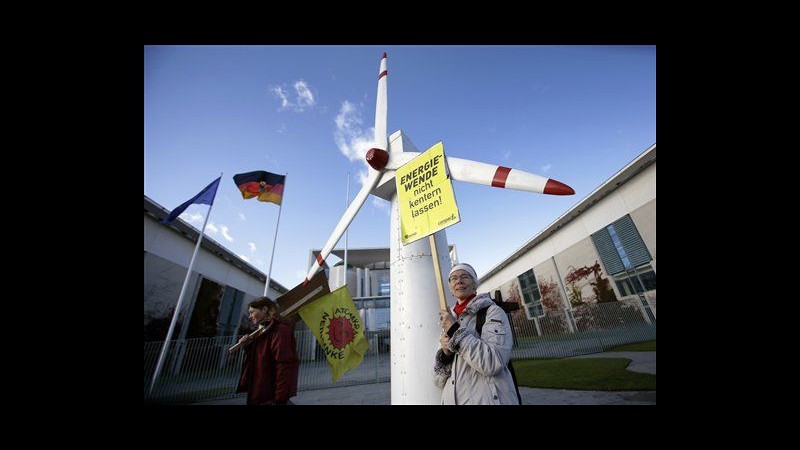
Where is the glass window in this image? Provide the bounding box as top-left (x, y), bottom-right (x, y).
top-left (518, 269), bottom-right (544, 317)
top-left (608, 224), bottom-right (632, 270)
top-left (613, 267), bottom-right (656, 296)
top-left (592, 215), bottom-right (652, 276)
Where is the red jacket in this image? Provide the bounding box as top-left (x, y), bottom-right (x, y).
top-left (236, 319), bottom-right (299, 405)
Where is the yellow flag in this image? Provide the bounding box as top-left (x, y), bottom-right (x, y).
top-left (298, 286), bottom-right (370, 381)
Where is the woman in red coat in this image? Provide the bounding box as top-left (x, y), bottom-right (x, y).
top-left (236, 297), bottom-right (300, 405)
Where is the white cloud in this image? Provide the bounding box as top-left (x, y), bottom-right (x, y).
top-left (335, 100), bottom-right (375, 162)
top-left (269, 80), bottom-right (317, 112)
top-left (294, 81), bottom-right (315, 108)
top-left (372, 197), bottom-right (390, 216)
top-left (248, 242), bottom-right (257, 253)
top-left (270, 86), bottom-right (289, 108)
top-left (239, 254), bottom-right (251, 263)
top-left (220, 225), bottom-right (234, 242)
top-left (540, 164), bottom-right (552, 174)
top-left (182, 213), bottom-right (205, 227)
top-left (334, 100), bottom-right (387, 214)
top-left (356, 168), bottom-right (370, 187)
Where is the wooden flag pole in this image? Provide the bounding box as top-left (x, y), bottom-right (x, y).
top-left (429, 235), bottom-right (448, 311)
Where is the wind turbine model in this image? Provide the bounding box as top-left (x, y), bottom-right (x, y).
top-left (304, 53), bottom-right (574, 404)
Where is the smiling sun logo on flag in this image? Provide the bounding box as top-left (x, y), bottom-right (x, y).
top-left (328, 315), bottom-right (356, 349)
top-left (319, 307), bottom-right (360, 352)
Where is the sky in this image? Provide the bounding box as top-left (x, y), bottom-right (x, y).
top-left (144, 45), bottom-right (656, 291)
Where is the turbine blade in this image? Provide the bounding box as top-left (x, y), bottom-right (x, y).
top-left (304, 170), bottom-right (382, 284)
top-left (374, 53), bottom-right (388, 150)
top-left (446, 156), bottom-right (574, 195)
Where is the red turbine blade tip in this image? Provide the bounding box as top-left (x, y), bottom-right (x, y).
top-left (543, 179), bottom-right (575, 195)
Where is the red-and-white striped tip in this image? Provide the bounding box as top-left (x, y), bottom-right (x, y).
top-left (366, 148), bottom-right (389, 170)
top-left (543, 179), bottom-right (575, 195)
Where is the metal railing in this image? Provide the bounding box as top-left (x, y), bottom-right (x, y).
top-left (144, 330), bottom-right (390, 404)
top-left (507, 298), bottom-right (656, 360)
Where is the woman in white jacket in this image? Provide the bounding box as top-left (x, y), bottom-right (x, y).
top-left (434, 263), bottom-right (520, 405)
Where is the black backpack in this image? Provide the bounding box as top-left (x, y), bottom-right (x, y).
top-left (476, 304), bottom-right (523, 405)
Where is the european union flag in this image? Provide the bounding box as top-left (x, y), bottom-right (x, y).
top-left (161, 176), bottom-right (222, 225)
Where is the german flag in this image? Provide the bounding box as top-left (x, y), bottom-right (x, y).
top-left (232, 170), bottom-right (285, 205)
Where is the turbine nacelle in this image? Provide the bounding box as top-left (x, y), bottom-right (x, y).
top-left (366, 148), bottom-right (390, 171)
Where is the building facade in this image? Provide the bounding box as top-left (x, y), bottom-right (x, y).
top-left (144, 196), bottom-right (288, 342)
top-left (478, 144), bottom-right (656, 336)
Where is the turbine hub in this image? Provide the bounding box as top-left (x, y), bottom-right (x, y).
top-left (366, 148), bottom-right (389, 171)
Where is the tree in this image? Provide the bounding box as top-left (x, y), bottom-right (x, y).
top-left (537, 277), bottom-right (564, 311)
top-left (564, 261), bottom-right (617, 305)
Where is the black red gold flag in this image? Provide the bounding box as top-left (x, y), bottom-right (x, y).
top-left (232, 171), bottom-right (285, 205)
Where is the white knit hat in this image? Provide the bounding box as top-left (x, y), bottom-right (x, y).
top-left (448, 263), bottom-right (477, 282)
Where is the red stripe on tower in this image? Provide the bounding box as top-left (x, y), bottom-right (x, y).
top-left (378, 53), bottom-right (387, 79)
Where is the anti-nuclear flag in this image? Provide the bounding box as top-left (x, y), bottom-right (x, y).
top-left (298, 286), bottom-right (370, 382)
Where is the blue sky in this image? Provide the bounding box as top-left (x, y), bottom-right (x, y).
top-left (144, 45), bottom-right (655, 290)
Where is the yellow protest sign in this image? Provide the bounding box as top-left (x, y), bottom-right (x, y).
top-left (395, 142), bottom-right (460, 244)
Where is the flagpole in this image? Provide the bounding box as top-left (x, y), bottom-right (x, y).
top-left (343, 172), bottom-right (350, 287)
top-left (149, 173), bottom-right (222, 396)
top-left (264, 173), bottom-right (286, 297)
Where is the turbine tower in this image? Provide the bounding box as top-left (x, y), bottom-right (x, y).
top-left (304, 53), bottom-right (574, 404)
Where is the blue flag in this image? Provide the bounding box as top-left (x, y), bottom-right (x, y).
top-left (161, 176), bottom-right (222, 225)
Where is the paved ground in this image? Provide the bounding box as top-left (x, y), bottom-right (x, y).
top-left (193, 351), bottom-right (655, 405)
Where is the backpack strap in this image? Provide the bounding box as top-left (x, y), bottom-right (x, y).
top-left (475, 305), bottom-right (522, 405)
top-left (476, 305), bottom-right (488, 335)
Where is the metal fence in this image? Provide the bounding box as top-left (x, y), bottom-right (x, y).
top-left (144, 299), bottom-right (654, 404)
top-left (508, 297), bottom-right (656, 360)
top-left (144, 330), bottom-right (390, 404)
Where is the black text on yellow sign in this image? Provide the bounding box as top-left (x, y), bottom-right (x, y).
top-left (395, 142), bottom-right (460, 244)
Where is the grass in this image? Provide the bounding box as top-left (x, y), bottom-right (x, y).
top-left (606, 340), bottom-right (656, 352)
top-left (514, 357), bottom-right (655, 391)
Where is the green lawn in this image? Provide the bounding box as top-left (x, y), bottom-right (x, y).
top-left (606, 340), bottom-right (656, 352)
top-left (514, 357), bottom-right (655, 391)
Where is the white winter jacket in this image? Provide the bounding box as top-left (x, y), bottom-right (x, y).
top-left (433, 293), bottom-right (520, 405)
